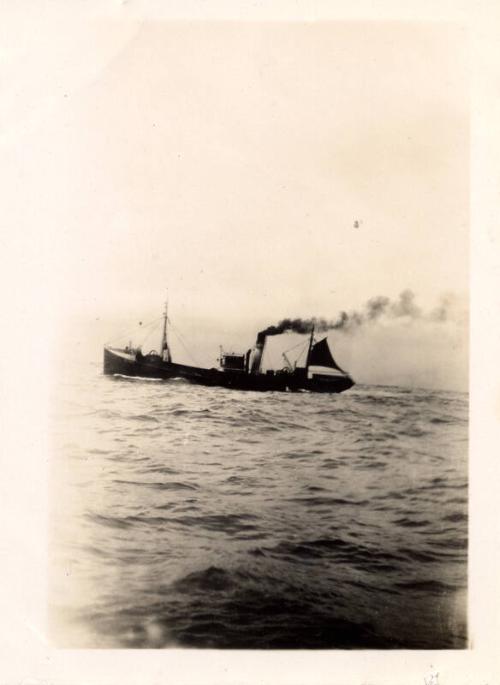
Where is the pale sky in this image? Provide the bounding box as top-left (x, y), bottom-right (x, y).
top-left (2, 16), bottom-right (469, 387)
top-left (4, 19), bottom-right (468, 312)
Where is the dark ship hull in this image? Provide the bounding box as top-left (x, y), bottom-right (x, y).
top-left (103, 346), bottom-right (354, 394)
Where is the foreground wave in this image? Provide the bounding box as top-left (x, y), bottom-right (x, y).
top-left (50, 364), bottom-right (468, 648)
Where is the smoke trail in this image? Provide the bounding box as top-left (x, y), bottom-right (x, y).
top-left (390, 289), bottom-right (422, 319)
top-left (366, 296), bottom-right (390, 321)
top-left (429, 292), bottom-right (461, 322)
top-left (259, 290), bottom-right (464, 338)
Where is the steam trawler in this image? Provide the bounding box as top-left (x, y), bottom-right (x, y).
top-left (103, 302), bottom-right (354, 393)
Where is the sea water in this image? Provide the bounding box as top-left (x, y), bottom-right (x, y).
top-left (50, 361), bottom-right (468, 648)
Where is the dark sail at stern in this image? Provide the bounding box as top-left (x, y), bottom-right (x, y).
top-left (309, 337), bottom-right (347, 374)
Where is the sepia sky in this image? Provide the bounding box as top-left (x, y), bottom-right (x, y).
top-left (3, 6), bottom-right (500, 685)
top-left (4, 19), bottom-right (468, 316)
top-left (2, 16), bottom-right (469, 387)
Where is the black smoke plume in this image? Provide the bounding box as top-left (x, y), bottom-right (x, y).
top-left (257, 289), bottom-right (460, 341)
top-left (429, 293), bottom-right (459, 322)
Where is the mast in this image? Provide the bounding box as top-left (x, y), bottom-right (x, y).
top-left (161, 297), bottom-right (171, 362)
top-left (305, 325), bottom-right (315, 372)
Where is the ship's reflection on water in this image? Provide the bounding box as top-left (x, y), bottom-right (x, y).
top-left (50, 363), bottom-right (467, 649)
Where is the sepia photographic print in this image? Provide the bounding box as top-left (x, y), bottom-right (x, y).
top-left (48, 20), bottom-right (469, 651)
top-left (2, 2), bottom-right (500, 684)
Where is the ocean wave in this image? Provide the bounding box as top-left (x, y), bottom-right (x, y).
top-left (285, 496), bottom-right (369, 506)
top-left (52, 370), bottom-right (468, 649)
top-left (168, 513), bottom-right (260, 535)
top-left (112, 479), bottom-right (199, 491)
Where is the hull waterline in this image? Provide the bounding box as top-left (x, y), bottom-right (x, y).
top-left (103, 346), bottom-right (354, 393)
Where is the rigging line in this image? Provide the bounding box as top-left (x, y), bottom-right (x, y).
top-left (167, 320), bottom-right (202, 367)
top-left (282, 340), bottom-right (310, 366)
top-left (282, 338), bottom-right (312, 355)
top-left (139, 317), bottom-right (163, 339)
top-left (296, 341), bottom-right (310, 365)
top-left (138, 322), bottom-right (162, 348)
top-left (106, 316), bottom-right (163, 346)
